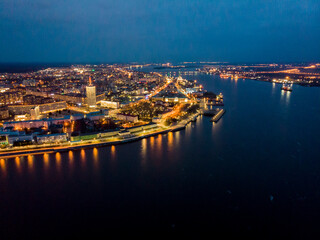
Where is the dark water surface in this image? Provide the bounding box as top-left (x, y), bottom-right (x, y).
top-left (1, 74), bottom-right (320, 238)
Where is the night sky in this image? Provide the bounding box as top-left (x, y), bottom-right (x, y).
top-left (0, 0), bottom-right (319, 63)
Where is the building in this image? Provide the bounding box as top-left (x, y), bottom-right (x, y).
top-left (0, 91), bottom-right (23, 105)
top-left (30, 106), bottom-right (40, 120)
top-left (36, 133), bottom-right (67, 144)
top-left (0, 107), bottom-right (9, 120)
top-left (48, 115), bottom-right (71, 125)
top-left (86, 76), bottom-right (96, 108)
top-left (26, 90), bottom-right (85, 105)
top-left (8, 135), bottom-right (34, 145)
top-left (22, 79), bottom-right (36, 86)
top-left (126, 123), bottom-right (158, 134)
top-left (39, 101), bottom-right (67, 113)
top-left (23, 95), bottom-right (54, 104)
top-left (70, 114), bottom-right (85, 121)
top-left (86, 111), bottom-right (105, 121)
top-left (8, 101), bottom-right (67, 115)
top-left (118, 130), bottom-right (132, 138)
top-left (0, 129), bottom-right (24, 136)
top-left (14, 115), bottom-right (28, 121)
top-left (3, 120), bottom-right (49, 130)
top-left (117, 113), bottom-right (139, 122)
top-left (100, 100), bottom-right (120, 109)
top-left (9, 105), bottom-right (34, 116)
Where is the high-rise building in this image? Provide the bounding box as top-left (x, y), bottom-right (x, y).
top-left (86, 76), bottom-right (96, 108)
top-left (30, 106), bottom-right (40, 120)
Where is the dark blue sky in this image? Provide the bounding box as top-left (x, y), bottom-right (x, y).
top-left (0, 0), bottom-right (319, 63)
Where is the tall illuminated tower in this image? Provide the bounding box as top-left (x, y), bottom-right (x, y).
top-left (86, 76), bottom-right (96, 108)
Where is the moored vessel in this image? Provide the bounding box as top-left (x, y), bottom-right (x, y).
top-left (281, 83), bottom-right (293, 91)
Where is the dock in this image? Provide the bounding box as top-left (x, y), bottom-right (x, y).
top-left (200, 109), bottom-right (217, 116)
top-left (210, 109), bottom-right (226, 123)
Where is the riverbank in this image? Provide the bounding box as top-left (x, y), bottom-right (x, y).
top-left (0, 112), bottom-right (201, 158)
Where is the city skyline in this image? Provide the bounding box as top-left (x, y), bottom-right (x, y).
top-left (1, 0), bottom-right (319, 63)
top-left (1, 1), bottom-right (320, 238)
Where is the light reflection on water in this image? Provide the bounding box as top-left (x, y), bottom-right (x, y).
top-left (285, 91), bottom-right (291, 105)
top-left (111, 145), bottom-right (116, 161)
top-left (15, 157), bottom-right (21, 173)
top-left (80, 149), bottom-right (86, 169)
top-left (150, 136), bottom-right (155, 150)
top-left (167, 132), bottom-right (173, 151)
top-left (156, 134), bottom-right (163, 159)
top-left (272, 83), bottom-right (276, 95)
top-left (27, 155), bottom-right (34, 172)
top-left (56, 152), bottom-right (61, 171)
top-left (0, 158), bottom-right (6, 177)
top-left (280, 89), bottom-right (285, 101)
top-left (68, 150), bottom-right (74, 161)
top-left (68, 150), bottom-right (74, 174)
top-left (211, 116), bottom-right (223, 137)
top-left (141, 139), bottom-right (147, 167)
top-left (185, 122), bottom-right (193, 137)
top-left (175, 131), bottom-right (180, 142)
top-left (93, 148), bottom-right (99, 170)
top-left (43, 153), bottom-right (50, 171)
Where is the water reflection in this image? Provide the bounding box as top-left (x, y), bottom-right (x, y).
top-left (56, 152), bottom-right (61, 171)
top-left (280, 89), bottom-right (291, 106)
top-left (285, 91), bottom-right (291, 105)
top-left (68, 151), bottom-right (74, 173)
top-left (93, 148), bottom-right (99, 170)
top-left (0, 158), bottom-right (6, 177)
top-left (43, 153), bottom-right (50, 171)
top-left (280, 89), bottom-right (285, 102)
top-left (234, 77), bottom-right (238, 84)
top-left (212, 118), bottom-right (222, 136)
top-left (272, 83), bottom-right (276, 95)
top-left (80, 149), bottom-right (86, 168)
top-left (15, 157), bottom-right (21, 173)
top-left (68, 150), bottom-right (74, 161)
top-left (27, 155), bottom-right (34, 172)
top-left (168, 132), bottom-right (173, 151)
top-left (156, 134), bottom-right (163, 159)
top-left (150, 136), bottom-right (155, 150)
top-left (141, 139), bottom-right (147, 166)
top-left (185, 122), bottom-right (192, 137)
top-left (111, 145), bottom-right (116, 161)
top-left (196, 115), bottom-right (204, 131)
top-left (175, 131), bottom-right (180, 144)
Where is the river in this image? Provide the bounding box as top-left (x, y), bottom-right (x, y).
top-left (1, 73), bottom-right (320, 238)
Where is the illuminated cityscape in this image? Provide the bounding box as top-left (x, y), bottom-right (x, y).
top-left (0, 63), bottom-right (225, 152)
top-left (1, 0), bottom-right (320, 239)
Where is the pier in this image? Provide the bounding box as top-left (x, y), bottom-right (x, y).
top-left (210, 109), bottom-right (226, 123)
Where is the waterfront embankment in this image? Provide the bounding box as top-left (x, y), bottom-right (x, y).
top-left (0, 112), bottom-right (202, 158)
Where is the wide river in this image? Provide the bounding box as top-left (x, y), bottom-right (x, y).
top-left (1, 72), bottom-right (320, 238)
